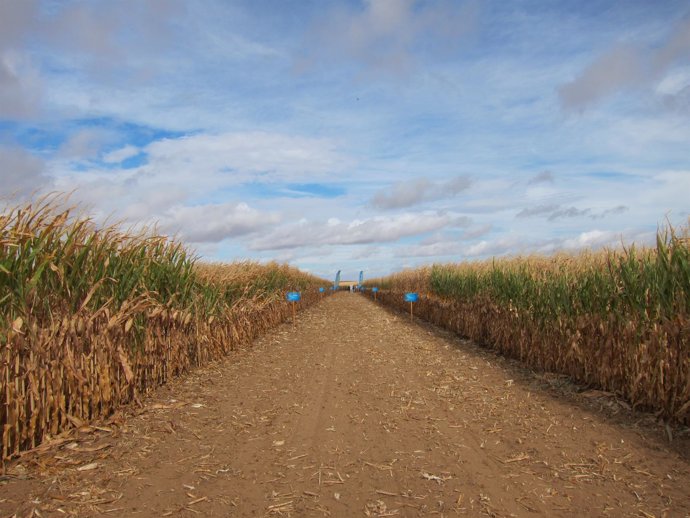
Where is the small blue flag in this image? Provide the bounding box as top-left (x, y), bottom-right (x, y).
top-left (286, 291), bottom-right (301, 302)
top-left (319, 287), bottom-right (325, 293)
top-left (372, 287), bottom-right (379, 293)
top-left (404, 292), bottom-right (418, 303)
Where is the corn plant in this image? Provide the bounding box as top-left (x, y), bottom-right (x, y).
top-left (1, 195), bottom-right (327, 459)
top-left (366, 222), bottom-right (690, 423)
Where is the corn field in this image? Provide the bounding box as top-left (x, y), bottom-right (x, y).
top-left (1, 196), bottom-right (327, 461)
top-left (367, 224), bottom-right (690, 424)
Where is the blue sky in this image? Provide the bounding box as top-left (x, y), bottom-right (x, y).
top-left (1, 0), bottom-right (689, 281)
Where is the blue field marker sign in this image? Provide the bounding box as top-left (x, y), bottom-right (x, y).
top-left (372, 286), bottom-right (379, 301)
top-left (286, 291), bottom-right (301, 325)
top-left (404, 292), bottom-right (419, 320)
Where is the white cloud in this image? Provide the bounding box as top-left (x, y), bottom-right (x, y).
top-left (562, 229), bottom-right (615, 249)
top-left (58, 128), bottom-right (115, 160)
top-left (51, 166), bottom-right (192, 225)
top-left (0, 0), bottom-right (184, 120)
top-left (0, 0), bottom-right (37, 49)
top-left (250, 211), bottom-right (468, 250)
top-left (460, 223), bottom-right (492, 240)
top-left (103, 145), bottom-right (139, 164)
top-left (559, 44), bottom-right (643, 111)
top-left (395, 226), bottom-right (495, 258)
top-left (548, 207), bottom-right (591, 220)
top-left (559, 16), bottom-right (690, 111)
top-left (371, 175), bottom-right (472, 209)
top-left (655, 66), bottom-right (690, 96)
top-left (398, 241), bottom-right (464, 258)
top-left (48, 129), bottom-right (350, 231)
top-left (457, 228), bottom-right (657, 260)
top-left (660, 84), bottom-right (690, 113)
top-left (516, 204), bottom-right (560, 218)
top-left (145, 132), bottom-right (347, 181)
top-left (0, 0), bottom-right (39, 94)
top-left (371, 178), bottom-right (431, 209)
top-left (0, 145), bottom-right (50, 199)
top-left (156, 202), bottom-right (279, 243)
top-left (351, 245), bottom-right (380, 260)
top-left (464, 236), bottom-right (526, 258)
top-left (527, 170), bottom-right (554, 185)
top-left (44, 1), bottom-right (183, 66)
top-left (595, 205), bottom-right (629, 219)
top-left (0, 50), bottom-right (42, 119)
top-left (648, 170), bottom-right (690, 214)
top-left (300, 0), bottom-right (479, 77)
top-left (517, 204), bottom-right (630, 222)
top-left (118, 185), bottom-right (190, 223)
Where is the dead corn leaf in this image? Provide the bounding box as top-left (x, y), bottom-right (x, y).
top-left (421, 472), bottom-right (452, 484)
top-left (117, 345), bottom-right (134, 383)
top-left (504, 453), bottom-right (530, 463)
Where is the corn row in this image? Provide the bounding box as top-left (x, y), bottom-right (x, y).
top-left (367, 223), bottom-right (690, 424)
top-left (1, 195), bottom-right (327, 460)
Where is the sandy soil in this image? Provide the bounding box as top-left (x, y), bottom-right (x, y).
top-left (1, 292), bottom-right (689, 517)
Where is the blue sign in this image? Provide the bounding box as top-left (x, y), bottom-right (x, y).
top-left (286, 291), bottom-right (301, 302)
top-left (404, 292), bottom-right (418, 303)
top-left (319, 287), bottom-right (325, 293)
top-left (372, 287), bottom-right (379, 292)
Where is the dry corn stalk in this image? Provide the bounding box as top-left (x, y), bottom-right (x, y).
top-left (1, 195), bottom-right (329, 460)
top-left (366, 221), bottom-right (690, 425)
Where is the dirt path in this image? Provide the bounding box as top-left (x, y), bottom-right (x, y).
top-left (2, 293), bottom-right (689, 517)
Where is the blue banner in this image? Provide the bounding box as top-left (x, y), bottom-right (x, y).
top-left (359, 270), bottom-right (363, 285)
top-left (334, 270), bottom-right (341, 289)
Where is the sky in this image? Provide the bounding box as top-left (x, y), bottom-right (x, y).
top-left (1, 0), bottom-right (689, 281)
